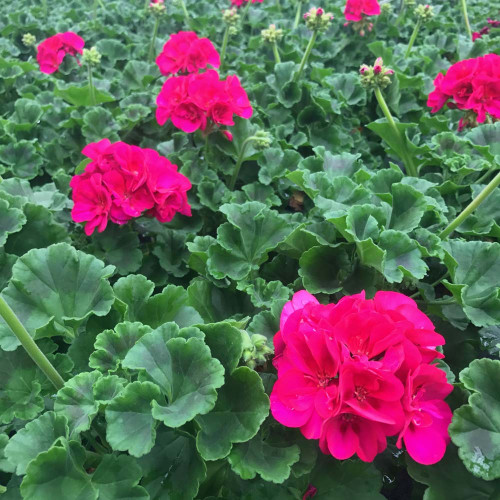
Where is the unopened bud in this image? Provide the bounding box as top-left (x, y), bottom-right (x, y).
top-left (253, 130), bottom-right (272, 150)
top-left (241, 331), bottom-right (273, 369)
top-left (82, 46), bottom-right (102, 66)
top-left (381, 2), bottom-right (393, 14)
top-left (149, 0), bottom-right (166, 15)
top-left (414, 3), bottom-right (434, 22)
top-left (22, 33), bottom-right (36, 47)
top-left (223, 7), bottom-right (240, 26)
top-left (304, 7), bottom-right (333, 31)
top-left (359, 57), bottom-right (394, 90)
top-left (261, 23), bottom-right (283, 42)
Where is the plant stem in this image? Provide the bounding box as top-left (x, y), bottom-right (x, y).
top-left (439, 171), bottom-right (500, 239)
top-left (276, 0), bottom-right (281, 13)
top-left (144, 0), bottom-right (149, 9)
top-left (179, 0), bottom-right (190, 22)
top-left (87, 64), bottom-right (96, 106)
top-left (475, 166), bottom-right (498, 185)
top-left (220, 26), bottom-right (230, 70)
top-left (459, 0), bottom-right (472, 40)
top-left (241, 0), bottom-right (251, 23)
top-left (272, 41), bottom-right (281, 64)
top-left (294, 30), bottom-right (317, 82)
top-left (0, 296), bottom-right (65, 390)
top-left (405, 19), bottom-right (421, 57)
top-left (373, 86), bottom-right (418, 177)
top-left (148, 16), bottom-right (160, 62)
top-left (93, 0), bottom-right (97, 20)
top-left (293, 0), bottom-right (303, 29)
top-left (229, 137), bottom-right (255, 190)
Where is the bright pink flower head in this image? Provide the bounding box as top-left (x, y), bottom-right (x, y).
top-left (270, 290), bottom-right (452, 464)
top-left (156, 31), bottom-right (220, 76)
top-left (71, 140), bottom-right (192, 235)
top-left (36, 32), bottom-right (84, 74)
top-left (230, 0), bottom-right (263, 6)
top-left (427, 54), bottom-right (500, 128)
top-left (344, 0), bottom-right (380, 22)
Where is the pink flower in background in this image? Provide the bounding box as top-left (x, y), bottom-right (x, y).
top-left (427, 54), bottom-right (500, 130)
top-left (156, 31), bottom-right (220, 76)
top-left (36, 32), bottom-right (84, 74)
top-left (270, 290), bottom-right (453, 465)
top-left (231, 0), bottom-right (263, 6)
top-left (344, 0), bottom-right (380, 22)
top-left (71, 141), bottom-right (191, 235)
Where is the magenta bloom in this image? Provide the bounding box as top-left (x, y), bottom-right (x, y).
top-left (156, 31), bottom-right (220, 76)
top-left (427, 54), bottom-right (500, 130)
top-left (270, 290), bottom-right (453, 465)
top-left (36, 32), bottom-right (84, 74)
top-left (71, 140), bottom-right (191, 235)
top-left (344, 0), bottom-right (380, 22)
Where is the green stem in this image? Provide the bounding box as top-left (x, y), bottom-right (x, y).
top-left (474, 166), bottom-right (498, 185)
top-left (87, 64), bottom-right (96, 106)
top-left (93, 0), bottom-right (98, 20)
top-left (373, 86), bottom-right (418, 177)
top-left (416, 298), bottom-right (455, 306)
top-left (272, 41), bottom-right (281, 64)
top-left (144, 0), bottom-right (149, 8)
top-left (409, 272), bottom-right (450, 299)
top-left (439, 171), bottom-right (500, 239)
top-left (220, 26), bottom-right (230, 71)
top-left (293, 0), bottom-right (303, 29)
top-left (395, 4), bottom-right (405, 26)
top-left (148, 16), bottom-right (160, 62)
top-left (241, 0), bottom-right (251, 23)
top-left (459, 0), bottom-right (472, 40)
top-left (0, 296), bottom-right (65, 390)
top-left (228, 137), bottom-right (256, 190)
top-left (405, 19), bottom-right (421, 57)
top-left (276, 0), bottom-right (281, 13)
top-left (294, 30), bottom-right (317, 82)
top-left (179, 0), bottom-right (190, 22)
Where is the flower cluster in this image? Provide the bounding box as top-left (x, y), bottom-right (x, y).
top-left (156, 31), bottom-right (220, 77)
top-left (427, 54), bottom-right (500, 131)
top-left (22, 33), bottom-right (36, 47)
top-left (473, 18), bottom-right (500, 41)
top-left (414, 4), bottom-right (434, 22)
top-left (359, 57), bottom-right (394, 90)
top-left (270, 290), bottom-right (453, 465)
top-left (70, 139), bottom-right (191, 236)
top-left (156, 70), bottom-right (252, 134)
top-left (149, 0), bottom-right (166, 15)
top-left (36, 32), bottom-right (84, 74)
top-left (261, 24), bottom-right (283, 43)
top-left (303, 7), bottom-right (334, 32)
top-left (230, 0), bottom-right (263, 7)
top-left (344, 0), bottom-right (380, 21)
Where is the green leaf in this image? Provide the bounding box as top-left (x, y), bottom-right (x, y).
top-left (0, 433), bottom-right (14, 473)
top-left (105, 381), bottom-right (162, 457)
top-left (91, 454), bottom-right (149, 499)
top-left (407, 447), bottom-right (500, 500)
top-left (4, 412), bottom-right (68, 475)
top-left (228, 432), bottom-right (300, 483)
top-left (449, 359), bottom-right (500, 480)
top-left (0, 199), bottom-right (25, 246)
top-left (240, 279), bottom-right (292, 309)
top-left (207, 202), bottom-right (292, 280)
top-left (93, 375), bottom-right (127, 404)
top-left (367, 119), bottom-right (419, 163)
top-left (0, 347), bottom-right (44, 424)
top-left (0, 243), bottom-right (115, 351)
top-left (20, 440), bottom-right (97, 500)
top-left (54, 371), bottom-right (101, 436)
top-left (82, 108), bottom-right (120, 142)
top-left (388, 183), bottom-right (427, 232)
top-left (89, 322), bottom-right (152, 372)
top-left (196, 367), bottom-right (269, 460)
top-left (379, 230), bottom-right (428, 283)
top-left (138, 428), bottom-right (206, 500)
top-left (113, 274), bottom-right (155, 321)
top-left (0, 141), bottom-right (42, 179)
top-left (54, 84), bottom-right (115, 106)
top-left (299, 245), bottom-right (351, 294)
top-left (443, 240), bottom-right (500, 326)
top-left (123, 335), bottom-right (224, 427)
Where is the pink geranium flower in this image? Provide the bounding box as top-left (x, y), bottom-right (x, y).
top-left (36, 32), bottom-right (84, 74)
top-left (71, 141), bottom-right (192, 235)
top-left (270, 290), bottom-right (453, 464)
top-left (344, 0), bottom-right (380, 22)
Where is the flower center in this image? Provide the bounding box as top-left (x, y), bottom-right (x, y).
top-left (354, 386), bottom-right (368, 401)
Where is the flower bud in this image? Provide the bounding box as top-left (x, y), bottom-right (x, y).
top-left (82, 46), bottom-right (102, 66)
top-left (304, 7), bottom-right (334, 31)
top-left (241, 331), bottom-right (273, 369)
top-left (261, 23), bottom-right (284, 43)
top-left (22, 33), bottom-right (36, 47)
top-left (253, 130), bottom-right (272, 150)
top-left (380, 2), bottom-right (393, 14)
top-left (149, 0), bottom-right (166, 15)
top-left (414, 4), bottom-right (434, 22)
top-left (223, 7), bottom-right (240, 26)
top-left (359, 57), bottom-right (394, 90)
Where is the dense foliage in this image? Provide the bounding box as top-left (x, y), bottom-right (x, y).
top-left (0, 0), bottom-right (499, 498)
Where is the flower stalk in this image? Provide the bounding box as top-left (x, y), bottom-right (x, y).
top-left (293, 0), bottom-right (303, 29)
top-left (374, 86), bottom-right (418, 177)
top-left (459, 0), bottom-right (472, 39)
top-left (272, 42), bottom-right (281, 64)
top-left (0, 296), bottom-right (65, 390)
top-left (295, 30), bottom-right (317, 81)
top-left (148, 16), bottom-right (160, 62)
top-left (87, 64), bottom-right (96, 106)
top-left (220, 26), bottom-right (230, 70)
top-left (439, 171), bottom-right (500, 239)
top-left (405, 19), bottom-right (421, 57)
